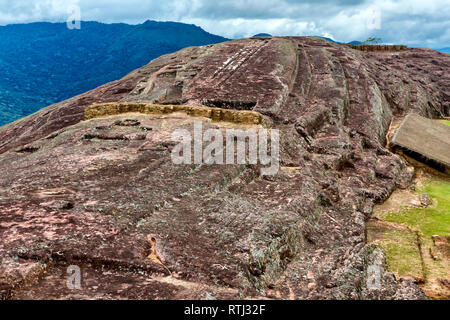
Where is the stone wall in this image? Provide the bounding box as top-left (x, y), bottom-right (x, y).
top-left (85, 102), bottom-right (265, 125)
top-left (342, 44), bottom-right (407, 52)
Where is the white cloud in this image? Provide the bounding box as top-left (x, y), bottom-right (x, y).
top-left (0, 0), bottom-right (449, 48)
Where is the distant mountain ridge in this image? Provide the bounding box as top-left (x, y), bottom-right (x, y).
top-left (253, 33), bottom-right (272, 37)
top-left (0, 20), bottom-right (228, 126)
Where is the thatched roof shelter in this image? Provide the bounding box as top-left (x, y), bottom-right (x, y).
top-left (392, 114), bottom-right (450, 171)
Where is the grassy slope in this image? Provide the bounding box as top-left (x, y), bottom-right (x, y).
top-left (371, 174), bottom-right (450, 298)
top-left (367, 221), bottom-right (424, 280)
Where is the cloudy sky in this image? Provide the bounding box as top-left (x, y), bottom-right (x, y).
top-left (0, 0), bottom-right (449, 48)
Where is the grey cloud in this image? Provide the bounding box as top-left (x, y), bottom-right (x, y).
top-left (0, 0), bottom-right (448, 48)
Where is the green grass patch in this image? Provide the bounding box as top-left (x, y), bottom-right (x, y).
top-left (438, 120), bottom-right (450, 126)
top-left (382, 179), bottom-right (450, 237)
top-left (370, 176), bottom-right (450, 296)
top-left (367, 222), bottom-right (424, 280)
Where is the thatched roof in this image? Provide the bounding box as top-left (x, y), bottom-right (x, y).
top-left (392, 114), bottom-right (450, 168)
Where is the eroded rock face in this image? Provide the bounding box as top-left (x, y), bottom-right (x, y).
top-left (0, 37), bottom-right (448, 300)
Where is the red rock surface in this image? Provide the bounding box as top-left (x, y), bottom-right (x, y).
top-left (1, 37), bottom-right (448, 300)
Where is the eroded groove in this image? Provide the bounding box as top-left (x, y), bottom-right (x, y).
top-left (15, 250), bottom-right (169, 277)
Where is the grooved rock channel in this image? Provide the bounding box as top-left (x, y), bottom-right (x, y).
top-left (0, 36), bottom-right (448, 300)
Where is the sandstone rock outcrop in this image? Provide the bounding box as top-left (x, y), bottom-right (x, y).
top-left (1, 37), bottom-right (448, 300)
